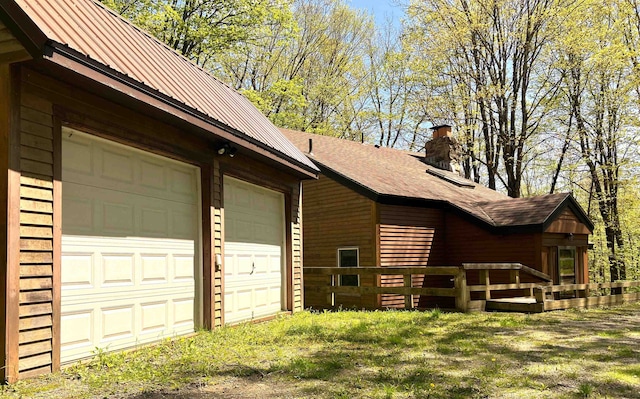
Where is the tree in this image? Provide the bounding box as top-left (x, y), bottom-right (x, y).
top-left (405, 0), bottom-right (563, 197)
top-left (363, 21), bottom-right (431, 149)
top-left (554, 0), bottom-right (639, 283)
top-left (101, 0), bottom-right (279, 67)
top-left (216, 0), bottom-right (373, 137)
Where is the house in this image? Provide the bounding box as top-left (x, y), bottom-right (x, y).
top-left (0, 0), bottom-right (318, 381)
top-left (280, 127), bottom-right (593, 310)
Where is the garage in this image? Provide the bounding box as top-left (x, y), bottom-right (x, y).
top-left (223, 176), bottom-right (285, 325)
top-left (60, 128), bottom-right (200, 363)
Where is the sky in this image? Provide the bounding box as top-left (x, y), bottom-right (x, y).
top-left (348, 0), bottom-right (405, 27)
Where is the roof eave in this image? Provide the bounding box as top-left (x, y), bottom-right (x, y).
top-left (0, 0), bottom-right (47, 59)
top-left (42, 43), bottom-right (318, 178)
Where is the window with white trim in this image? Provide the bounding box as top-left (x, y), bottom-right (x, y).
top-left (338, 248), bottom-right (359, 286)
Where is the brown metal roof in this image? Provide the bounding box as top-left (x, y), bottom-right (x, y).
top-left (281, 128), bottom-right (592, 230)
top-left (9, 0), bottom-right (317, 172)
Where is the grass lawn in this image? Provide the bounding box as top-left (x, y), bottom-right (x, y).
top-left (2, 303), bottom-right (640, 399)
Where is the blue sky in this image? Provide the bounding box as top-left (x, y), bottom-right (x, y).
top-left (348, 0), bottom-right (404, 27)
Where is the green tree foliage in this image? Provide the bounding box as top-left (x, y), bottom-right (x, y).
top-left (552, 0), bottom-right (639, 283)
top-left (405, 0), bottom-right (564, 197)
top-left (217, 0), bottom-right (373, 137)
top-left (101, 0), bottom-right (279, 67)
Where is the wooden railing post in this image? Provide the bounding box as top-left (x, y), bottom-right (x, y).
top-left (329, 274), bottom-right (335, 307)
top-left (404, 274), bottom-right (413, 309)
top-left (480, 270), bottom-right (491, 300)
top-left (454, 269), bottom-right (469, 312)
top-left (534, 286), bottom-right (546, 303)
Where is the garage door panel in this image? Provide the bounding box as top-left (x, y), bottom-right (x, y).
top-left (101, 306), bottom-right (135, 340)
top-left (62, 130), bottom-right (198, 364)
top-left (60, 311), bottom-right (93, 349)
top-left (224, 176), bottom-right (284, 325)
top-left (103, 202), bottom-right (135, 234)
top-left (140, 301), bottom-right (168, 333)
top-left (140, 159), bottom-right (167, 190)
top-left (140, 255), bottom-right (168, 283)
top-left (63, 133), bottom-right (197, 206)
top-left (63, 183), bottom-right (195, 239)
top-left (173, 298), bottom-right (195, 327)
top-left (101, 148), bottom-right (134, 183)
top-left (101, 254), bottom-right (135, 287)
top-left (61, 253), bottom-right (93, 289)
top-left (62, 197), bottom-right (93, 233)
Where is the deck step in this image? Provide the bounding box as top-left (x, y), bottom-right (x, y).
top-left (486, 297), bottom-right (544, 313)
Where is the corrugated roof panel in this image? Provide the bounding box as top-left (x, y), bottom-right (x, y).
top-left (13, 0), bottom-right (316, 170)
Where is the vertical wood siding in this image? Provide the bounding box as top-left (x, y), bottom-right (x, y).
top-left (378, 205), bottom-right (446, 308)
top-left (17, 76), bottom-right (55, 378)
top-left (445, 213), bottom-right (539, 285)
top-left (302, 175), bottom-right (375, 308)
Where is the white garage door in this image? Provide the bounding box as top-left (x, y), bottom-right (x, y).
top-left (61, 128), bottom-right (199, 364)
top-left (223, 176), bottom-right (284, 325)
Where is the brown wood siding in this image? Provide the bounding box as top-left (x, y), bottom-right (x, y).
top-left (545, 208), bottom-right (591, 235)
top-left (445, 213), bottom-right (539, 285)
top-left (0, 21), bottom-right (30, 64)
top-left (291, 183), bottom-right (303, 311)
top-left (1, 64), bottom-right (23, 382)
top-left (7, 64), bottom-right (306, 378)
top-left (212, 159), bottom-right (223, 326)
top-left (18, 72), bottom-right (55, 378)
top-left (542, 233), bottom-right (590, 284)
top-left (302, 175), bottom-right (375, 309)
top-left (378, 205), bottom-right (446, 308)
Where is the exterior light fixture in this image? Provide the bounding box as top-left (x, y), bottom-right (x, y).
top-left (217, 142), bottom-right (231, 155)
top-left (216, 142), bottom-right (237, 157)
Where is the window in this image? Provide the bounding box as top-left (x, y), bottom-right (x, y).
top-left (558, 247), bottom-right (576, 284)
top-left (338, 248), bottom-right (359, 286)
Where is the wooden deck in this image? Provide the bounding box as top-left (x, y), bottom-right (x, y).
top-left (304, 264), bottom-right (640, 313)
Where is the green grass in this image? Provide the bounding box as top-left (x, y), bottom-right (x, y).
top-left (2, 303), bottom-right (640, 398)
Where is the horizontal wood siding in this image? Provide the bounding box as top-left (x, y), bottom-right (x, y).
top-left (212, 159), bottom-right (223, 326)
top-left (378, 205), bottom-right (446, 308)
top-left (545, 209), bottom-right (591, 234)
top-left (0, 21), bottom-right (29, 63)
top-left (18, 77), bottom-right (54, 378)
top-left (302, 175), bottom-right (375, 309)
top-left (292, 183), bottom-right (303, 311)
top-left (9, 65), bottom-right (306, 378)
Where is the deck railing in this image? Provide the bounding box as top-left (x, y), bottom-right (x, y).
top-left (304, 266), bottom-right (466, 310)
top-left (534, 281), bottom-right (640, 311)
top-left (304, 264), bottom-right (640, 312)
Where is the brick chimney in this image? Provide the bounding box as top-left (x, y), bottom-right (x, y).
top-left (425, 125), bottom-right (462, 175)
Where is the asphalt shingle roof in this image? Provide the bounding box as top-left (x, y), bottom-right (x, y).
top-left (281, 129), bottom-right (584, 229)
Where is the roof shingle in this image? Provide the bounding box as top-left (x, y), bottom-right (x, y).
top-left (281, 129), bottom-right (589, 230)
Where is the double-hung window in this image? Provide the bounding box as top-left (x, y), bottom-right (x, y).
top-left (338, 248), bottom-right (359, 286)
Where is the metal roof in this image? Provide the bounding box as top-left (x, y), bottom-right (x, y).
top-left (11, 0), bottom-right (318, 172)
